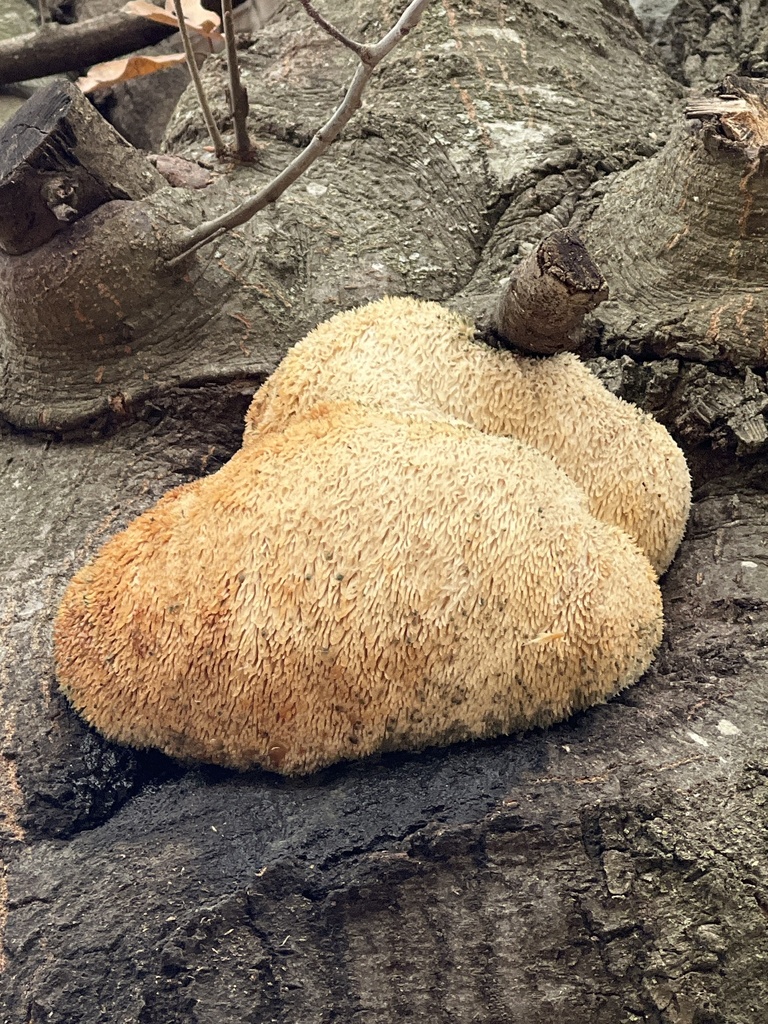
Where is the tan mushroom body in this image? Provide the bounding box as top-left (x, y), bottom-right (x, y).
top-left (245, 297), bottom-right (691, 575)
top-left (55, 402), bottom-right (664, 774)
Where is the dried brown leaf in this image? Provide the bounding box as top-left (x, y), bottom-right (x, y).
top-left (77, 53), bottom-right (188, 93)
top-left (122, 0), bottom-right (222, 37)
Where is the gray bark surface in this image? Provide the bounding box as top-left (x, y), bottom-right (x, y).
top-left (656, 0), bottom-right (768, 86)
top-left (2, 2), bottom-right (768, 1022)
top-left (0, 81), bottom-right (163, 254)
top-left (577, 76), bottom-right (768, 374)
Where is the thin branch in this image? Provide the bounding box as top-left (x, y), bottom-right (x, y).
top-left (365, 0), bottom-right (433, 61)
top-left (222, 0), bottom-right (251, 159)
top-left (172, 0), bottom-right (226, 158)
top-left (297, 0), bottom-right (365, 57)
top-left (0, 12), bottom-right (176, 85)
top-left (168, 0), bottom-right (433, 264)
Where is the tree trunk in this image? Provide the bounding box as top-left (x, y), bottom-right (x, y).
top-left (579, 75), bottom-right (768, 370)
top-left (2, 2), bottom-right (768, 1022)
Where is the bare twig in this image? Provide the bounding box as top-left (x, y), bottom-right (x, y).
top-left (172, 0), bottom-right (226, 158)
top-left (222, 0), bottom-right (251, 159)
top-left (297, 0), bottom-right (364, 57)
top-left (168, 0), bottom-right (433, 264)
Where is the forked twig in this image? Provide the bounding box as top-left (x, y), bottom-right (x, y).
top-left (297, 0), bottom-right (364, 57)
top-left (172, 0), bottom-right (226, 158)
top-left (167, 0), bottom-right (433, 264)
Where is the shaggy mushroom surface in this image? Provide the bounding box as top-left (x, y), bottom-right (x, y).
top-left (54, 299), bottom-right (691, 773)
top-left (246, 298), bottom-right (691, 575)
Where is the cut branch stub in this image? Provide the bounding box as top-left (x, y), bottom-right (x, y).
top-left (0, 187), bottom-right (284, 433)
top-left (686, 77), bottom-right (768, 168)
top-left (580, 74), bottom-right (768, 370)
top-left (0, 80), bottom-right (164, 255)
top-left (493, 230), bottom-right (608, 356)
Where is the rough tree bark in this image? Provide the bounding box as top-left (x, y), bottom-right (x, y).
top-left (578, 75), bottom-right (768, 371)
top-left (491, 229), bottom-right (609, 354)
top-left (2, 2), bottom-right (768, 1022)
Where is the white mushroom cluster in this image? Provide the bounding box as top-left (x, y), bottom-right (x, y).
top-left (55, 298), bottom-right (691, 772)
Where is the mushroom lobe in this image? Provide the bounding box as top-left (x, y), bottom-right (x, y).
top-left (56, 298), bottom-right (691, 772)
top-left (55, 399), bottom-right (667, 773)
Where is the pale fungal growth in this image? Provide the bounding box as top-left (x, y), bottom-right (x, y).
top-left (246, 297), bottom-right (692, 575)
top-left (54, 299), bottom-right (691, 773)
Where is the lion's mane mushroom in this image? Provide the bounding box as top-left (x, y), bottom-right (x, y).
top-left (245, 297), bottom-right (691, 575)
top-left (55, 402), bottom-right (665, 774)
top-left (55, 296), bottom-right (691, 773)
